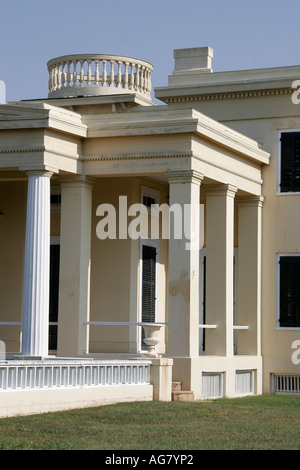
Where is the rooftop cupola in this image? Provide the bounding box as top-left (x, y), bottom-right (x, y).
top-left (47, 54), bottom-right (153, 99)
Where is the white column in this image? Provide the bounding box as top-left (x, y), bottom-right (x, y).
top-left (21, 170), bottom-right (52, 358)
top-left (205, 184), bottom-right (237, 357)
top-left (57, 177), bottom-right (93, 357)
top-left (167, 170), bottom-right (203, 357)
top-left (237, 196), bottom-right (264, 355)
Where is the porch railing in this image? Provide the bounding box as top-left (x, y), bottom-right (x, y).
top-left (0, 359), bottom-right (151, 391)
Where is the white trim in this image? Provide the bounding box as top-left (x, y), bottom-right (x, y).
top-left (276, 253), bottom-right (300, 330)
top-left (140, 185), bottom-right (160, 215)
top-left (139, 238), bottom-right (160, 352)
top-left (277, 129), bottom-right (300, 195)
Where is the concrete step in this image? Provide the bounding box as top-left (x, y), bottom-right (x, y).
top-left (171, 381), bottom-right (194, 401)
top-left (172, 381), bottom-right (182, 392)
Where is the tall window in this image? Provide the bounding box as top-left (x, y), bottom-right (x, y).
top-left (277, 255), bottom-right (300, 328)
top-left (140, 240), bottom-right (158, 348)
top-left (279, 131), bottom-right (300, 193)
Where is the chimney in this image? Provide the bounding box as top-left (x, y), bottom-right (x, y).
top-left (173, 47), bottom-right (213, 75)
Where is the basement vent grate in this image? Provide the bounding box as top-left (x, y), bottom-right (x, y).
top-left (271, 374), bottom-right (300, 394)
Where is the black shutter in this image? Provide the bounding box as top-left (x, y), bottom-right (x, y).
top-left (202, 256), bottom-right (206, 352)
top-left (142, 245), bottom-right (156, 324)
top-left (49, 244), bottom-right (60, 350)
top-left (281, 132), bottom-right (300, 192)
top-left (279, 256), bottom-right (300, 327)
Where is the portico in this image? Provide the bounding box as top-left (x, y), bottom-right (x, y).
top-left (0, 50), bottom-right (270, 414)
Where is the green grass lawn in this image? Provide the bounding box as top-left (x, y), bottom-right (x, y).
top-left (0, 394), bottom-right (299, 450)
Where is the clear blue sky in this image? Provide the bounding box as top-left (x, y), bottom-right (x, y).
top-left (0, 0), bottom-right (299, 102)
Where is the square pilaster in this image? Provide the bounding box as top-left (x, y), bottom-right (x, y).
top-left (205, 184), bottom-right (237, 357)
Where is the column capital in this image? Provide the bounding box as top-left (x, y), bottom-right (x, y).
top-left (237, 195), bottom-right (264, 207)
top-left (59, 175), bottom-right (96, 188)
top-left (205, 184), bottom-right (237, 198)
top-left (25, 170), bottom-right (53, 178)
top-left (166, 169), bottom-right (204, 185)
top-left (19, 165), bottom-right (58, 175)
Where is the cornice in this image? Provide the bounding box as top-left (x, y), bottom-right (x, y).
top-left (0, 146), bottom-right (46, 154)
top-left (84, 151), bottom-right (193, 162)
top-left (162, 87), bottom-right (293, 104)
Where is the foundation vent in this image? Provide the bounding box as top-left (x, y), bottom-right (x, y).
top-left (271, 374), bottom-right (300, 394)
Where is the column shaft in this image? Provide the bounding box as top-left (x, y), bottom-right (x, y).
top-left (167, 170), bottom-right (203, 358)
top-left (57, 177), bottom-right (93, 357)
top-left (22, 171), bottom-right (52, 357)
top-left (205, 185), bottom-right (237, 357)
top-left (237, 196), bottom-right (263, 355)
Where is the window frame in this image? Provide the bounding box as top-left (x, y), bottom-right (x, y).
top-left (276, 253), bottom-right (300, 330)
top-left (140, 185), bottom-right (160, 214)
top-left (277, 129), bottom-right (300, 195)
top-left (139, 237), bottom-right (160, 351)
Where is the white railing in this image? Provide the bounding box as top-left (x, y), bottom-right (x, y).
top-left (0, 359), bottom-right (151, 391)
top-left (47, 54), bottom-right (153, 99)
top-left (84, 321), bottom-right (167, 355)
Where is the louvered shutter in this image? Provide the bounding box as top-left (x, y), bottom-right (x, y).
top-left (279, 256), bottom-right (300, 327)
top-left (281, 132), bottom-right (300, 192)
top-left (142, 245), bottom-right (156, 324)
top-left (49, 244), bottom-right (60, 350)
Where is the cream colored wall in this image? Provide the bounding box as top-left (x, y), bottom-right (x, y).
top-left (0, 178), bottom-right (62, 353)
top-left (89, 176), bottom-right (169, 354)
top-left (0, 180), bottom-right (26, 352)
top-left (176, 94), bottom-right (300, 391)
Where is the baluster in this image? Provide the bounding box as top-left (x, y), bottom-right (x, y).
top-left (141, 66), bottom-right (145, 92)
top-left (130, 62), bottom-right (135, 90)
top-left (144, 68), bottom-right (148, 94)
top-left (66, 61), bottom-right (71, 87)
top-left (135, 64), bottom-right (140, 91)
top-left (147, 68), bottom-right (152, 94)
top-left (110, 59), bottom-right (115, 87)
top-left (57, 65), bottom-right (62, 89)
top-left (72, 60), bottom-right (78, 87)
top-left (87, 60), bottom-right (92, 86)
top-left (48, 66), bottom-right (54, 93)
top-left (79, 60), bottom-right (85, 87)
top-left (94, 59), bottom-right (99, 86)
top-left (124, 61), bottom-right (129, 89)
top-left (61, 62), bottom-right (65, 88)
top-left (103, 59), bottom-right (107, 87)
top-left (117, 60), bottom-right (122, 88)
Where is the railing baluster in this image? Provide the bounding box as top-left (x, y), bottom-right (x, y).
top-left (110, 59), bottom-right (115, 87)
top-left (79, 60), bottom-right (84, 87)
top-left (94, 59), bottom-right (99, 86)
top-left (103, 59), bottom-right (107, 87)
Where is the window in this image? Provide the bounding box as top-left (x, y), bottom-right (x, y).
top-left (140, 185), bottom-right (160, 212)
top-left (277, 255), bottom-right (300, 328)
top-left (278, 131), bottom-right (300, 193)
top-left (140, 239), bottom-right (159, 349)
